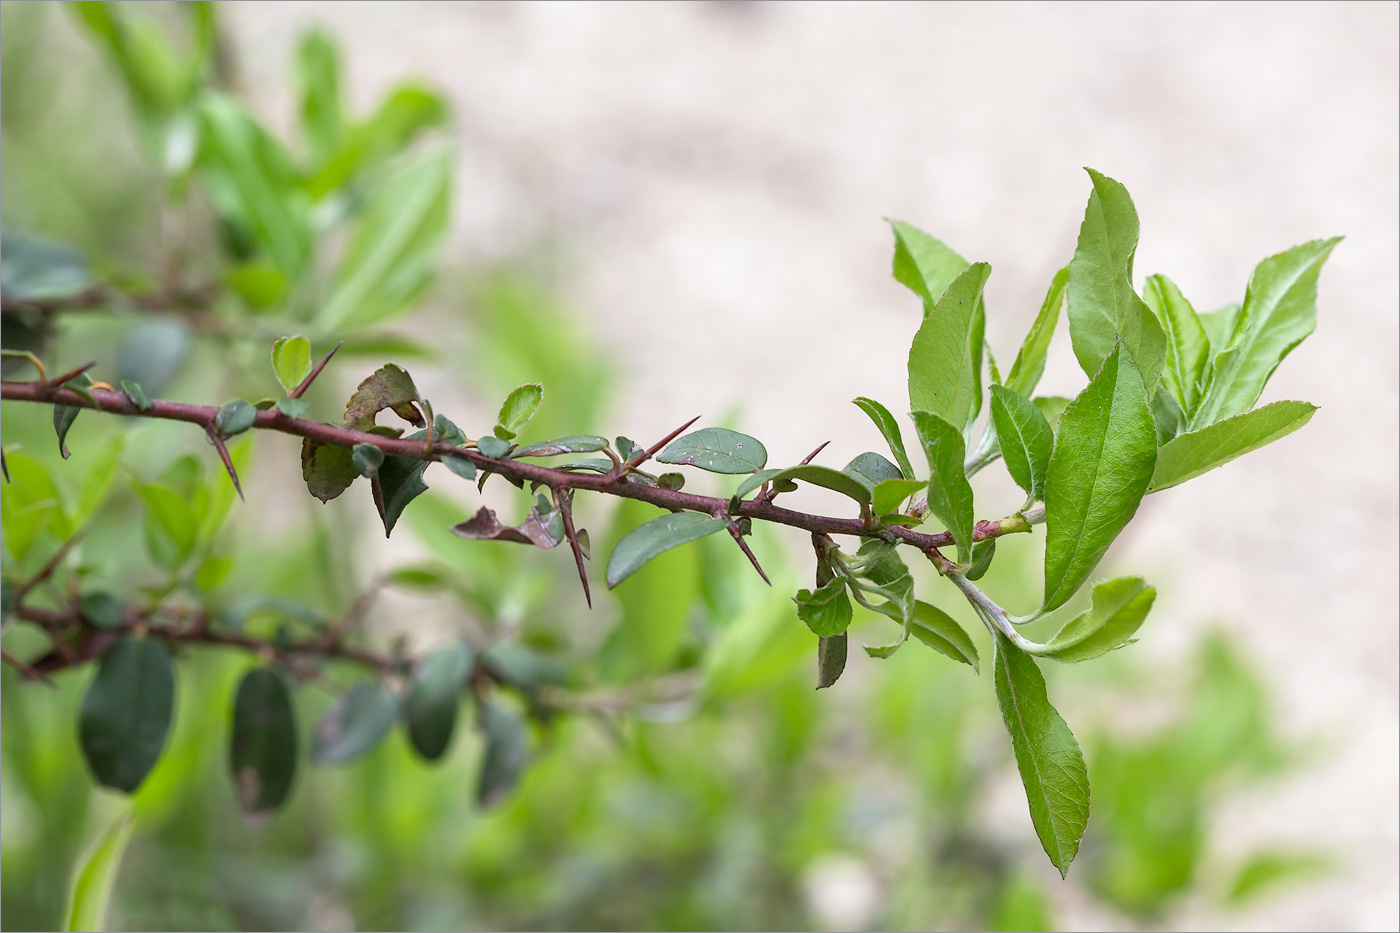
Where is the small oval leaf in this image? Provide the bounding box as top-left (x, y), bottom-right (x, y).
top-left (656, 427), bottom-right (767, 474)
top-left (405, 642), bottom-right (472, 762)
top-left (605, 511), bottom-right (727, 588)
top-left (476, 700), bottom-right (528, 808)
top-left (495, 383), bottom-right (543, 439)
top-left (311, 681), bottom-right (399, 765)
top-left (271, 335), bottom-right (312, 392)
top-left (79, 636), bottom-right (175, 793)
top-left (231, 667), bottom-right (298, 813)
top-left (509, 435), bottom-right (609, 458)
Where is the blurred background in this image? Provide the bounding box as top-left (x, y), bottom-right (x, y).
top-left (2, 2), bottom-right (1395, 930)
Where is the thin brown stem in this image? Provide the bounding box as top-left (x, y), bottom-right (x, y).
top-left (557, 489), bottom-right (592, 608)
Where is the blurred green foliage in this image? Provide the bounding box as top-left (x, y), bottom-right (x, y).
top-left (1, 4), bottom-right (1329, 930)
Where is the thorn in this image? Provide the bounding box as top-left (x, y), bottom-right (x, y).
top-left (207, 428), bottom-right (245, 501)
top-left (289, 341), bottom-right (342, 400)
top-left (799, 440), bottom-right (831, 465)
top-left (725, 517), bottom-right (771, 586)
top-left (558, 490), bottom-right (592, 608)
top-left (1, 449), bottom-right (8, 483)
top-left (611, 415), bottom-right (700, 481)
top-left (1, 650), bottom-right (58, 688)
top-left (48, 361), bottom-right (98, 388)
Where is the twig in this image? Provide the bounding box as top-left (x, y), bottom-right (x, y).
top-left (609, 415), bottom-right (700, 481)
top-left (47, 361), bottom-right (98, 388)
top-left (206, 427), bottom-right (244, 501)
top-left (723, 515), bottom-right (771, 585)
top-left (556, 489), bottom-right (592, 608)
top-left (2, 649), bottom-right (58, 687)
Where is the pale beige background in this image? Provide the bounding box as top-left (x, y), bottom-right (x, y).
top-left (226, 3), bottom-right (1398, 929)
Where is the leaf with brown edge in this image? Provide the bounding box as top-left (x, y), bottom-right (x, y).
top-left (342, 363), bottom-right (423, 432)
top-left (451, 499), bottom-right (564, 549)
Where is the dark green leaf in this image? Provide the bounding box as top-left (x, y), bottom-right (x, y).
top-left (230, 667), bottom-right (298, 813)
top-left (1066, 169), bottom-right (1167, 396)
top-left (373, 454), bottom-right (429, 536)
top-left (442, 452), bottom-right (477, 480)
top-left (615, 436), bottom-right (644, 461)
top-left (215, 398), bottom-right (257, 437)
top-left (1036, 576), bottom-right (1155, 663)
top-left (79, 636), bottom-right (174, 793)
top-left (657, 472), bottom-right (685, 490)
top-left (271, 335), bottom-right (312, 392)
top-left (1007, 266), bottom-right (1069, 397)
top-left (910, 601), bottom-right (979, 671)
top-left (311, 681), bottom-right (399, 765)
top-left (656, 427), bottom-right (767, 474)
top-left (53, 372), bottom-right (94, 459)
top-left (908, 262), bottom-right (993, 430)
top-left (558, 458), bottom-right (613, 474)
top-left (966, 538), bottom-right (996, 581)
top-left (275, 397), bottom-right (309, 419)
top-left (793, 578), bottom-right (853, 637)
top-left (120, 380), bottom-right (153, 412)
top-left (405, 642), bottom-right (472, 762)
top-left (494, 383), bottom-right (543, 440)
top-left (842, 451), bottom-right (903, 488)
top-left (476, 700), bottom-right (528, 808)
top-left (300, 438), bottom-right (358, 502)
top-left (992, 631), bottom-right (1089, 877)
top-left (1150, 400), bottom-right (1317, 493)
top-left (352, 442), bottom-right (384, 477)
top-left (606, 511), bottom-right (727, 588)
top-left (510, 435), bottom-right (609, 458)
top-left (731, 468), bottom-right (784, 501)
top-left (852, 396), bottom-right (915, 479)
top-left (1042, 344), bottom-right (1156, 612)
top-left (433, 413), bottom-right (466, 446)
top-left (990, 385), bottom-right (1054, 501)
top-left (766, 464), bottom-right (872, 506)
top-left (889, 219), bottom-right (970, 309)
top-left (79, 592), bottom-right (124, 630)
top-left (1143, 274), bottom-right (1210, 420)
top-left (871, 478), bottom-right (926, 517)
top-left (342, 364), bottom-right (423, 432)
top-left (476, 436), bottom-right (511, 459)
top-left (1194, 238), bottom-right (1341, 427)
top-left (816, 634), bottom-right (847, 690)
top-left (910, 410), bottom-right (975, 564)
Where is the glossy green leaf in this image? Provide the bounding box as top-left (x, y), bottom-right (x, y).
top-left (343, 364), bottom-right (423, 432)
top-left (908, 262), bottom-right (992, 430)
top-left (1066, 168), bottom-right (1166, 396)
top-left (62, 813), bottom-right (134, 933)
top-left (910, 601), bottom-right (979, 671)
top-left (510, 435), bottom-right (609, 458)
top-left (966, 538), bottom-right (996, 581)
top-left (494, 383), bottom-right (543, 440)
top-left (852, 396), bottom-right (915, 479)
top-left (1007, 266), bottom-right (1069, 397)
top-left (215, 398), bottom-right (257, 437)
top-left (872, 478), bottom-right (926, 517)
top-left (992, 632), bottom-right (1089, 877)
top-left (1150, 400), bottom-right (1317, 493)
top-left (476, 436), bottom-right (511, 459)
top-left (1143, 274), bottom-right (1210, 419)
top-left (271, 335), bottom-right (312, 392)
top-left (300, 438), bottom-right (358, 502)
top-left (990, 385), bottom-right (1054, 501)
top-left (79, 637), bottom-right (174, 793)
top-left (816, 634), bottom-right (848, 689)
top-left (889, 219), bottom-right (970, 309)
top-left (230, 667), bottom-right (298, 813)
top-left (476, 700), bottom-right (528, 808)
top-left (657, 427), bottom-right (767, 474)
top-left (1035, 576), bottom-right (1155, 663)
top-left (842, 451), bottom-right (903, 488)
top-left (311, 681), bottom-right (400, 765)
top-left (1195, 238), bottom-right (1341, 428)
top-left (793, 578), bottom-right (853, 637)
top-left (442, 452), bottom-right (477, 480)
top-left (405, 642), bottom-right (472, 762)
top-left (1042, 344), bottom-right (1156, 612)
top-left (374, 453), bottom-right (430, 537)
top-left (316, 148), bottom-right (451, 331)
top-left (120, 380), bottom-right (153, 412)
top-left (606, 511), bottom-right (727, 588)
top-left (910, 410), bottom-right (974, 564)
top-left (53, 372), bottom-right (94, 459)
top-left (352, 442), bottom-right (384, 477)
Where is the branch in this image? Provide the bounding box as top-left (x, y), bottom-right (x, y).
top-left (0, 380), bottom-right (1043, 554)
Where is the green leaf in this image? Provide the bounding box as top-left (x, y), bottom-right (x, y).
top-left (990, 385), bottom-right (1054, 501)
top-left (271, 335), bottom-right (312, 392)
top-left (274, 397), bottom-right (309, 419)
top-left (1042, 344), bottom-right (1156, 612)
top-left (215, 398), bottom-right (257, 437)
top-left (852, 396), bottom-right (915, 479)
top-left (476, 700), bottom-right (528, 809)
top-left (909, 410), bottom-right (974, 564)
top-left (1036, 576), bottom-right (1155, 663)
top-left (405, 642), bottom-right (472, 762)
top-left (373, 453), bottom-right (430, 537)
top-left (510, 435), bottom-right (609, 458)
top-left (1198, 302), bottom-right (1242, 354)
top-left (442, 452), bottom-right (477, 480)
top-left (306, 82), bottom-right (449, 198)
top-left (816, 634), bottom-right (847, 689)
top-left (476, 436), bottom-right (511, 459)
top-left (79, 637), bottom-right (174, 793)
top-left (606, 511), bottom-right (727, 588)
top-left (889, 219), bottom-right (970, 308)
top-left (120, 380), bottom-right (153, 412)
top-left (53, 372), bottom-right (94, 459)
top-left (767, 464), bottom-right (873, 506)
top-left (842, 451), bottom-right (903, 488)
top-left (137, 484), bottom-right (197, 568)
top-left (910, 601), bottom-right (979, 671)
top-left (658, 472), bottom-right (685, 490)
top-left (966, 539), bottom-right (996, 581)
top-left (1007, 266), bottom-right (1069, 397)
top-left (1, 232), bottom-right (92, 300)
top-left (342, 364), bottom-right (423, 432)
top-left (295, 30), bottom-right (343, 170)
top-left (316, 148), bottom-right (451, 331)
top-left (908, 262), bottom-right (993, 429)
top-left (62, 813), bottom-right (134, 933)
top-left (731, 468), bottom-right (785, 501)
top-left (1033, 395), bottom-right (1071, 432)
top-left (992, 632), bottom-right (1089, 878)
top-left (300, 438), bottom-right (358, 502)
top-left (793, 578), bottom-right (853, 637)
top-left (79, 592), bottom-right (125, 630)
top-left (1226, 851), bottom-right (1333, 905)
top-left (872, 478), bottom-right (926, 517)
top-left (1143, 274), bottom-right (1210, 419)
top-left (1194, 238), bottom-right (1341, 427)
top-left (1066, 168), bottom-right (1167, 397)
top-left (230, 667), bottom-right (298, 813)
top-left (352, 443), bottom-right (384, 477)
top-left (656, 427), bottom-right (767, 474)
top-left (494, 383), bottom-right (543, 440)
top-left (1, 453), bottom-right (68, 561)
top-left (1149, 400), bottom-right (1317, 493)
top-left (311, 681), bottom-right (400, 765)
top-left (1152, 387), bottom-right (1186, 445)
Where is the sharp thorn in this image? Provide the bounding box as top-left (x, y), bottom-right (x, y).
top-left (800, 440), bottom-right (831, 465)
top-left (289, 341), bottom-right (343, 400)
top-left (559, 491), bottom-right (592, 607)
top-left (208, 429), bottom-right (245, 501)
